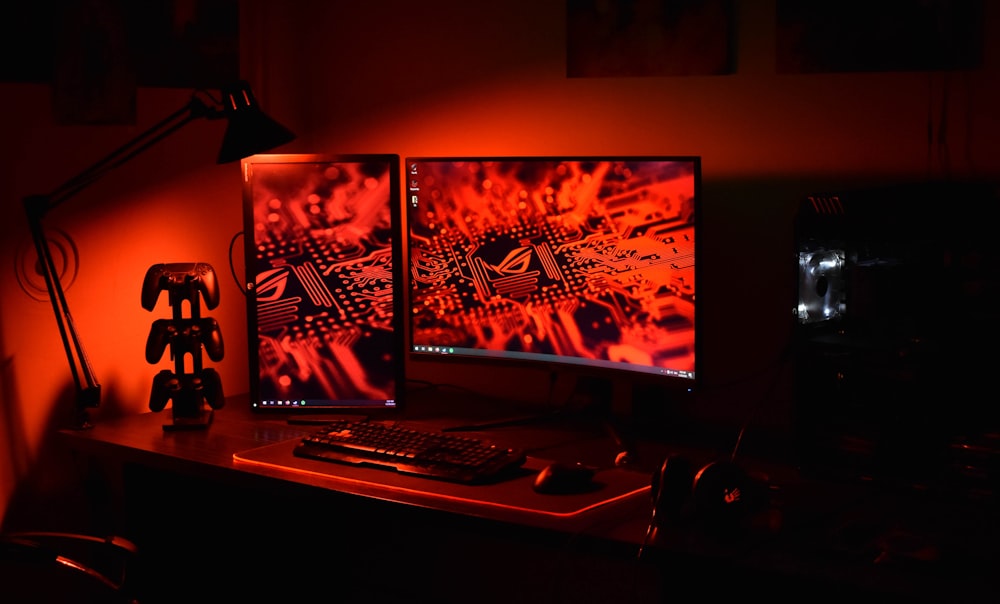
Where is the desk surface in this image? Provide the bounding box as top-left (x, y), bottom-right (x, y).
top-left (59, 393), bottom-right (654, 537)
top-left (59, 393), bottom-right (999, 602)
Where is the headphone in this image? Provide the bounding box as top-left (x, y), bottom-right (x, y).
top-left (648, 454), bottom-right (766, 541)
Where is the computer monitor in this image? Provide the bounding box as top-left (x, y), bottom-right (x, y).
top-left (241, 154), bottom-right (404, 412)
top-left (405, 156), bottom-right (700, 405)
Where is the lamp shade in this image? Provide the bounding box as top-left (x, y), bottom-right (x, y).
top-left (216, 81), bottom-right (296, 164)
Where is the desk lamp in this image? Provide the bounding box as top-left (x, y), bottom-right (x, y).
top-left (23, 81), bottom-right (295, 429)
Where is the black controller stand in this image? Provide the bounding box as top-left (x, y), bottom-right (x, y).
top-left (142, 263), bottom-right (225, 431)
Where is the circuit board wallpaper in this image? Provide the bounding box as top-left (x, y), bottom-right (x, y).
top-left (407, 158), bottom-right (698, 378)
top-left (244, 157), bottom-right (401, 407)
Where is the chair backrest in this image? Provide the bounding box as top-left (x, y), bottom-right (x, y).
top-left (0, 531), bottom-right (139, 604)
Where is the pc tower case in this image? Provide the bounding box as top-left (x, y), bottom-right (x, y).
top-left (793, 182), bottom-right (998, 498)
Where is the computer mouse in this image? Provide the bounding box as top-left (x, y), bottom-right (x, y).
top-left (532, 462), bottom-right (599, 495)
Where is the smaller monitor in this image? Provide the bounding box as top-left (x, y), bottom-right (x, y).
top-left (241, 154), bottom-right (403, 412)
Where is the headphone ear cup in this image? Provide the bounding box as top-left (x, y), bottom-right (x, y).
top-left (691, 461), bottom-right (753, 535)
top-left (651, 455), bottom-right (694, 527)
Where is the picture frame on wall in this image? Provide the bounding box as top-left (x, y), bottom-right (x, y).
top-left (566, 0), bottom-right (735, 77)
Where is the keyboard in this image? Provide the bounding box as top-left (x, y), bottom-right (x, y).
top-left (292, 418), bottom-right (528, 484)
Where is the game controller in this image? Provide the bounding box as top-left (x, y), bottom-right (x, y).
top-left (141, 262), bottom-right (220, 311)
top-left (149, 368), bottom-right (225, 412)
top-left (145, 317), bottom-right (224, 364)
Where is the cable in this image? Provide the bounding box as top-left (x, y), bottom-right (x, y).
top-left (937, 70), bottom-right (951, 178)
top-left (545, 370), bottom-right (559, 407)
top-left (228, 230), bottom-right (247, 296)
top-left (927, 72), bottom-right (935, 178)
top-left (702, 341), bottom-right (793, 395)
top-left (960, 70), bottom-right (977, 177)
top-left (729, 344), bottom-right (794, 464)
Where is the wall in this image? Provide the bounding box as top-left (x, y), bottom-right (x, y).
top-left (252, 0), bottom-right (1000, 422)
top-left (2, 0), bottom-right (998, 528)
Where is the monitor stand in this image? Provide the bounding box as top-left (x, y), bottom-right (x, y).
top-left (286, 413), bottom-right (371, 426)
top-left (442, 374), bottom-right (639, 466)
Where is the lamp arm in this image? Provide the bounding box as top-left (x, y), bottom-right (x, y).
top-left (24, 92), bottom-right (219, 429)
top-left (43, 95), bottom-right (220, 213)
top-left (24, 196), bottom-right (100, 429)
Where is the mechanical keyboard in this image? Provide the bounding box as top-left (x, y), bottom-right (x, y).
top-left (292, 418), bottom-right (528, 484)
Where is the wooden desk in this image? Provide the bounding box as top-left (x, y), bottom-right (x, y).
top-left (59, 394), bottom-right (998, 604)
top-left (58, 393), bottom-right (653, 526)
top-left (58, 394), bottom-right (661, 603)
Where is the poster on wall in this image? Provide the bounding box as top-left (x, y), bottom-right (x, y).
top-left (51, 0), bottom-right (137, 125)
top-left (776, 0), bottom-right (984, 73)
top-left (566, 0), bottom-right (735, 77)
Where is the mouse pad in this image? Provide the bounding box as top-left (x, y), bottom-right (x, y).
top-left (233, 438), bottom-right (651, 528)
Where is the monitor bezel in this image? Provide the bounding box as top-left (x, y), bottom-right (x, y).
top-left (242, 153), bottom-right (405, 414)
top-left (403, 155), bottom-right (701, 396)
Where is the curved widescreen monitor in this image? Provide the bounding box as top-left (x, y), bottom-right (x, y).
top-left (405, 156), bottom-right (699, 392)
top-left (242, 154), bottom-right (404, 412)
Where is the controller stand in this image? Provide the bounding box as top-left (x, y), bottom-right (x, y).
top-left (142, 263), bottom-right (225, 431)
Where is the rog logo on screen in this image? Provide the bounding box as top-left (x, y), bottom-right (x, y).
top-left (255, 267), bottom-right (288, 302)
top-left (487, 246), bottom-right (533, 276)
